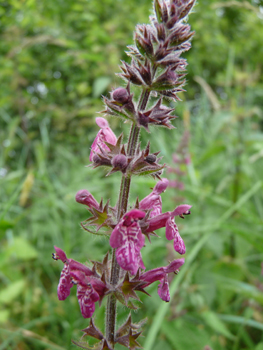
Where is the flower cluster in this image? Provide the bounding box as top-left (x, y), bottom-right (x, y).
top-left (52, 246), bottom-right (106, 318)
top-left (88, 116), bottom-right (165, 179)
top-left (54, 178), bottom-right (191, 318)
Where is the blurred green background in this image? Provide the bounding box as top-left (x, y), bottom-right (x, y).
top-left (1, 0), bottom-right (263, 349)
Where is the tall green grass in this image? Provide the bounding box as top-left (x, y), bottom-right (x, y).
top-left (1, 89), bottom-right (263, 349)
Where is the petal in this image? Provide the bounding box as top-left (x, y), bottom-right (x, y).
top-left (89, 130), bottom-right (109, 161)
top-left (95, 117), bottom-right (109, 129)
top-left (109, 222), bottom-right (125, 248)
top-left (110, 210), bottom-right (145, 248)
top-left (89, 276), bottom-right (106, 297)
top-left (54, 246), bottom-right (67, 262)
top-left (173, 231), bottom-right (186, 255)
top-left (137, 229), bottom-right (145, 250)
top-left (139, 193), bottom-right (162, 218)
top-left (116, 241), bottom-right (139, 275)
top-left (140, 267), bottom-right (165, 285)
top-left (139, 179), bottom-right (169, 218)
top-left (77, 284), bottom-right (99, 319)
top-left (158, 276), bottom-right (170, 302)
top-left (75, 189), bottom-right (100, 210)
top-left (69, 259), bottom-right (94, 277)
top-left (165, 258), bottom-right (185, 273)
top-left (102, 127), bottom-right (117, 145)
top-left (122, 209), bottom-right (145, 226)
top-left (171, 204), bottom-right (192, 217)
top-left (145, 212), bottom-right (170, 232)
top-left (153, 178), bottom-right (169, 194)
top-left (150, 202), bottom-right (162, 218)
top-left (136, 251), bottom-right (146, 271)
top-left (165, 216), bottom-right (177, 240)
top-left (57, 264), bottom-right (72, 300)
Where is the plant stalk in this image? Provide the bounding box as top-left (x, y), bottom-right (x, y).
top-left (105, 88), bottom-right (151, 347)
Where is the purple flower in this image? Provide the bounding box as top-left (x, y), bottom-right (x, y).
top-left (139, 178), bottom-right (169, 217)
top-left (139, 258), bottom-right (184, 302)
top-left (53, 247), bottom-right (106, 318)
top-left (109, 209), bottom-right (146, 275)
top-left (145, 204), bottom-right (191, 255)
top-left (89, 117), bottom-right (117, 161)
top-left (75, 189), bottom-right (100, 211)
top-left (71, 270), bottom-right (106, 319)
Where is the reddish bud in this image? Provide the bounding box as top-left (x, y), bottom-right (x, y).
top-left (75, 189), bottom-right (100, 210)
top-left (145, 154), bottom-right (157, 163)
top-left (112, 87), bottom-right (130, 104)
top-left (111, 154), bottom-right (128, 170)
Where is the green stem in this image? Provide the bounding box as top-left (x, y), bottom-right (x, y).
top-left (105, 88), bottom-right (151, 347)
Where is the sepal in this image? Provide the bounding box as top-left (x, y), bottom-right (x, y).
top-left (179, 0), bottom-right (196, 20)
top-left (81, 200), bottom-right (113, 234)
top-left (114, 289), bottom-right (139, 310)
top-left (72, 339), bottom-right (113, 350)
top-left (116, 313), bottom-right (147, 338)
top-left (138, 98), bottom-right (176, 129)
top-left (128, 143), bottom-right (165, 179)
top-left (82, 318), bottom-right (104, 341)
top-left (115, 329), bottom-right (143, 350)
top-left (90, 252), bottom-right (110, 279)
top-left (103, 85), bottom-right (136, 121)
top-left (119, 61), bottom-right (145, 85)
top-left (117, 272), bottom-right (146, 305)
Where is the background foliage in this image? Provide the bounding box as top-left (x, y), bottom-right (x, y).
top-left (1, 0), bottom-right (263, 349)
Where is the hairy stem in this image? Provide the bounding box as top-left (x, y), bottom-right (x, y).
top-left (105, 88), bottom-right (151, 347)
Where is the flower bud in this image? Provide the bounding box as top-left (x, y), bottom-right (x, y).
top-left (145, 154), bottom-right (157, 163)
top-left (112, 87), bottom-right (130, 104)
top-left (138, 112), bottom-right (149, 129)
top-left (153, 178), bottom-right (169, 194)
top-left (111, 154), bottom-right (128, 170)
top-left (75, 189), bottom-right (100, 210)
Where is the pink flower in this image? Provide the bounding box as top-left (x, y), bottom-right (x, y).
top-left (145, 204), bottom-right (191, 255)
top-left (109, 209), bottom-right (146, 275)
top-left (75, 189), bottom-right (100, 211)
top-left (71, 270), bottom-right (106, 318)
top-left (53, 247), bottom-right (106, 318)
top-left (139, 178), bottom-right (169, 217)
top-left (139, 258), bottom-right (184, 302)
top-left (89, 117), bottom-right (117, 161)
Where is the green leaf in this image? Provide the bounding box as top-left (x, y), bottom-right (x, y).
top-left (218, 314), bottom-right (263, 332)
top-left (0, 309), bottom-right (10, 323)
top-left (201, 310), bottom-right (235, 340)
top-left (93, 77), bottom-right (111, 98)
top-left (6, 237), bottom-right (38, 260)
top-left (0, 220), bottom-right (14, 231)
top-left (0, 280), bottom-right (25, 304)
top-left (161, 320), bottom-right (211, 350)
